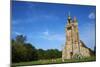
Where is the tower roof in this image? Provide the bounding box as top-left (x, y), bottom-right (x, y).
top-left (73, 16), bottom-right (78, 23)
top-left (67, 12), bottom-right (72, 24)
top-left (74, 16), bottom-right (77, 21)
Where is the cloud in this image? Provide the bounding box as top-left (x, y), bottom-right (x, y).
top-left (47, 34), bottom-right (65, 41)
top-left (12, 31), bottom-right (24, 36)
top-left (88, 12), bottom-right (95, 19)
top-left (43, 30), bottom-right (49, 36)
top-left (12, 18), bottom-right (34, 25)
top-left (14, 32), bottom-right (21, 35)
top-left (41, 30), bottom-right (65, 41)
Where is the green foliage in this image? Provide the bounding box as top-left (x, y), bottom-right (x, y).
top-left (12, 35), bottom-right (38, 63)
top-left (46, 49), bottom-right (62, 59)
top-left (12, 44), bottom-right (28, 62)
top-left (24, 43), bottom-right (38, 61)
top-left (12, 35), bottom-right (62, 63)
top-left (16, 35), bottom-right (26, 44)
top-left (37, 49), bottom-right (46, 60)
top-left (37, 49), bottom-right (62, 60)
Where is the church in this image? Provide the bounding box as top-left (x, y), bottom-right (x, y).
top-left (62, 13), bottom-right (94, 61)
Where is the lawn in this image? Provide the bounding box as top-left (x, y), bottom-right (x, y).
top-left (11, 56), bottom-right (96, 67)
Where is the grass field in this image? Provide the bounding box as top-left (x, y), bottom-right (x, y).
top-left (11, 56), bottom-right (96, 67)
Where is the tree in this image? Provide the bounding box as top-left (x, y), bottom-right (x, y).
top-left (12, 42), bottom-right (28, 62)
top-left (37, 49), bottom-right (46, 60)
top-left (12, 35), bottom-right (38, 63)
top-left (16, 35), bottom-right (26, 45)
top-left (12, 35), bottom-right (62, 63)
top-left (24, 43), bottom-right (38, 61)
top-left (46, 49), bottom-right (62, 59)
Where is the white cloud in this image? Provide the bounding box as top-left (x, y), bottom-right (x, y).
top-left (88, 12), bottom-right (95, 19)
top-left (12, 31), bottom-right (24, 35)
top-left (47, 34), bottom-right (65, 41)
top-left (43, 30), bottom-right (49, 36)
top-left (41, 30), bottom-right (65, 41)
top-left (14, 32), bottom-right (21, 35)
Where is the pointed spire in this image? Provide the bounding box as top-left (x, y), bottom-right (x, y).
top-left (67, 12), bottom-right (71, 24)
top-left (68, 11), bottom-right (71, 19)
top-left (73, 16), bottom-right (77, 23)
top-left (74, 16), bottom-right (76, 21)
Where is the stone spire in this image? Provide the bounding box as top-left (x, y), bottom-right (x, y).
top-left (67, 12), bottom-right (72, 23)
top-left (73, 16), bottom-right (77, 23)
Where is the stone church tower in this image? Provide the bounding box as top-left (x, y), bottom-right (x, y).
top-left (62, 13), bottom-right (94, 61)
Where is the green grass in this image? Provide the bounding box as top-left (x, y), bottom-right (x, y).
top-left (63, 56), bottom-right (96, 63)
top-left (11, 56), bottom-right (96, 67)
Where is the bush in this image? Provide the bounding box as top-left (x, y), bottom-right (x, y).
top-left (73, 54), bottom-right (83, 59)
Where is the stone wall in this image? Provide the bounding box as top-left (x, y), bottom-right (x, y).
top-left (62, 15), bottom-right (94, 61)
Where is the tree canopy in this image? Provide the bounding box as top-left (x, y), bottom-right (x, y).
top-left (12, 35), bottom-right (62, 63)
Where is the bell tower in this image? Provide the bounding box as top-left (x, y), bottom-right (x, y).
top-left (65, 13), bottom-right (74, 59)
top-left (62, 13), bottom-right (94, 61)
top-left (62, 13), bottom-right (80, 60)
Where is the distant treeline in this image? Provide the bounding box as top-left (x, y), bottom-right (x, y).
top-left (12, 35), bottom-right (62, 63)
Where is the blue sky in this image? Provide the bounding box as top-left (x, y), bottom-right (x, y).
top-left (11, 1), bottom-right (96, 51)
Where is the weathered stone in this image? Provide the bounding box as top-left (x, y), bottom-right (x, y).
top-left (62, 14), bottom-right (94, 61)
